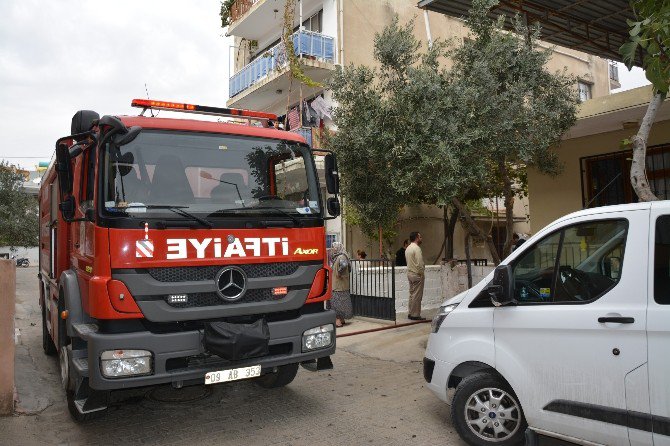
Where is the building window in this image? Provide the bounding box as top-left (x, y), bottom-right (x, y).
top-left (326, 233), bottom-right (338, 248)
top-left (578, 81), bottom-right (592, 102)
top-left (248, 9), bottom-right (323, 64)
top-left (581, 144), bottom-right (670, 208)
top-left (302, 10), bottom-right (322, 33)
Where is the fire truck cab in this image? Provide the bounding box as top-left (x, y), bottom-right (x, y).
top-left (39, 100), bottom-right (340, 421)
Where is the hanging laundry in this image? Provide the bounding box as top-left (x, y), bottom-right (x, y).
top-left (287, 106), bottom-right (300, 130)
top-left (310, 95), bottom-right (332, 120)
top-left (302, 100), bottom-right (317, 126)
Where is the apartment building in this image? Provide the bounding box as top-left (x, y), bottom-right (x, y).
top-left (225, 0), bottom-right (617, 262)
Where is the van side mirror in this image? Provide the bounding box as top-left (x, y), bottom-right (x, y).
top-left (488, 264), bottom-right (515, 306)
top-left (327, 197), bottom-right (341, 217)
top-left (324, 154), bottom-right (339, 195)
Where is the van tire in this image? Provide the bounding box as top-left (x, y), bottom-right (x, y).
top-left (255, 363), bottom-right (299, 389)
top-left (451, 372), bottom-right (527, 446)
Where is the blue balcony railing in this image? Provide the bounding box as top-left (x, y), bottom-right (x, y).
top-left (229, 30), bottom-right (335, 98)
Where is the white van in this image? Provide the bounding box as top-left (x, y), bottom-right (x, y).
top-left (424, 202), bottom-right (670, 446)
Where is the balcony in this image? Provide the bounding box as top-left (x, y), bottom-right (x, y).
top-left (227, 30), bottom-right (335, 113)
top-left (228, 0), bottom-right (325, 40)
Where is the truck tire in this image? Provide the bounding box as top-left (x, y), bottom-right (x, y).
top-left (42, 303), bottom-right (56, 356)
top-left (255, 363), bottom-right (299, 389)
top-left (451, 372), bottom-right (526, 446)
top-left (56, 299), bottom-right (106, 422)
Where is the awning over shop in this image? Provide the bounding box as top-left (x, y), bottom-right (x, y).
top-left (418, 0), bottom-right (641, 66)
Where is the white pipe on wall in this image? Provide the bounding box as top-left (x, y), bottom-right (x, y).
top-left (423, 9), bottom-right (433, 49)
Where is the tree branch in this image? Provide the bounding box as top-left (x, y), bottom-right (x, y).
top-left (630, 91), bottom-right (663, 202)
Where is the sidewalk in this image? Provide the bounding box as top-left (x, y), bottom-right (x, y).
top-left (336, 308), bottom-right (439, 364)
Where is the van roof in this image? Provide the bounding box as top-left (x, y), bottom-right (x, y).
top-left (557, 202), bottom-right (651, 222)
top-left (547, 201), bottom-right (670, 230)
top-left (119, 116), bottom-right (308, 144)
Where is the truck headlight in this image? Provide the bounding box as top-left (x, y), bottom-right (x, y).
top-left (100, 349), bottom-right (152, 378)
top-left (431, 304), bottom-right (458, 333)
top-left (302, 324), bottom-right (334, 352)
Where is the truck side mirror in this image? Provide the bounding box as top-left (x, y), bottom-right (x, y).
top-left (327, 197), bottom-right (341, 217)
top-left (55, 142), bottom-right (73, 196)
top-left (324, 154), bottom-right (339, 195)
top-left (488, 264), bottom-right (516, 306)
top-left (71, 110), bottom-right (100, 135)
top-left (59, 196), bottom-right (76, 221)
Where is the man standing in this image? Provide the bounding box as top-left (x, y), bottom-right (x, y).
top-left (405, 232), bottom-right (425, 320)
top-left (395, 239), bottom-right (409, 266)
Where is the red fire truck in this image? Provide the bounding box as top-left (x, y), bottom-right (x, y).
top-left (39, 99), bottom-right (341, 421)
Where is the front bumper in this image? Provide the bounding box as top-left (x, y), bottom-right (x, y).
top-left (76, 310), bottom-right (335, 391)
top-left (423, 347), bottom-right (455, 403)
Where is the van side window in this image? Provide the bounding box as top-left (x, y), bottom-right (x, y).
top-left (654, 215), bottom-right (670, 305)
top-left (512, 219), bottom-right (628, 304)
top-left (553, 220), bottom-right (627, 302)
top-left (513, 232), bottom-right (561, 302)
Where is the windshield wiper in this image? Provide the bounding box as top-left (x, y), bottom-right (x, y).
top-left (148, 205), bottom-right (213, 228)
top-left (209, 205), bottom-right (305, 227)
top-left (110, 204), bottom-right (213, 228)
top-left (246, 206), bottom-right (304, 227)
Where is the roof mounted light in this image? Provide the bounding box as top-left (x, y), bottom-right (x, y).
top-left (130, 99), bottom-right (278, 126)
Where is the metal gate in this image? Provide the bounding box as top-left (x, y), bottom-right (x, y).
top-left (349, 259), bottom-right (396, 321)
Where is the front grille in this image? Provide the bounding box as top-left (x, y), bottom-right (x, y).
top-left (165, 288), bottom-right (283, 308)
top-left (148, 262), bottom-right (304, 283)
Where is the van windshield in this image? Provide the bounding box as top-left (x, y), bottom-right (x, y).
top-left (100, 130), bottom-right (321, 220)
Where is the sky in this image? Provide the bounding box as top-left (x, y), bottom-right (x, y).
top-left (0, 1), bottom-right (652, 171)
top-left (0, 0), bottom-right (232, 170)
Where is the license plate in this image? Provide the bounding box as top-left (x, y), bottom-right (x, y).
top-left (205, 365), bottom-right (261, 385)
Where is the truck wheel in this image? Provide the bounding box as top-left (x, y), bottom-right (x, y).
top-left (42, 301), bottom-right (56, 356)
top-left (255, 363), bottom-right (299, 389)
top-left (60, 343), bottom-right (107, 422)
top-left (56, 308), bottom-right (106, 422)
top-left (451, 372), bottom-right (527, 446)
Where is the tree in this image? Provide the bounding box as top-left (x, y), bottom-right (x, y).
top-left (327, 17), bottom-right (463, 256)
top-left (447, 0), bottom-right (579, 257)
top-left (621, 0), bottom-right (670, 201)
top-left (219, 0), bottom-right (235, 28)
top-left (0, 162), bottom-right (39, 249)
top-left (328, 3), bottom-right (578, 263)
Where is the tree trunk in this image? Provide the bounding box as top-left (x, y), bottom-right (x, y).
top-left (452, 198), bottom-right (501, 265)
top-left (631, 92), bottom-right (663, 202)
top-left (378, 225), bottom-right (383, 258)
top-left (446, 206), bottom-right (459, 260)
top-left (498, 159), bottom-right (515, 258)
top-left (432, 207), bottom-right (448, 264)
top-left (464, 232), bottom-right (473, 288)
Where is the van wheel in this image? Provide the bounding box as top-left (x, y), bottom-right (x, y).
top-left (255, 363), bottom-right (299, 389)
top-left (451, 372), bottom-right (526, 446)
top-left (42, 303), bottom-right (56, 356)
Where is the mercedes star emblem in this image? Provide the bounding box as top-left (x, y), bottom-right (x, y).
top-left (227, 235), bottom-right (236, 243)
top-left (215, 266), bottom-right (247, 301)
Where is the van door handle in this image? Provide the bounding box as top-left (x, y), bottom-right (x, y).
top-left (598, 316), bottom-right (634, 324)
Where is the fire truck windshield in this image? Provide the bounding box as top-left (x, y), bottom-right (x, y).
top-left (100, 130), bottom-right (321, 223)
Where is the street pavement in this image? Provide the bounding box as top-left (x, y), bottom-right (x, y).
top-left (1, 267), bottom-right (466, 446)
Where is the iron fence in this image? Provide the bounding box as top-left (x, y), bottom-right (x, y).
top-left (349, 259), bottom-right (396, 321)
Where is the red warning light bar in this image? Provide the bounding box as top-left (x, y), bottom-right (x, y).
top-left (130, 99), bottom-right (278, 124)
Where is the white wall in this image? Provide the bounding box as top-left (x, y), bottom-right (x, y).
top-left (0, 247), bottom-right (39, 265)
top-left (350, 262), bottom-right (495, 319)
